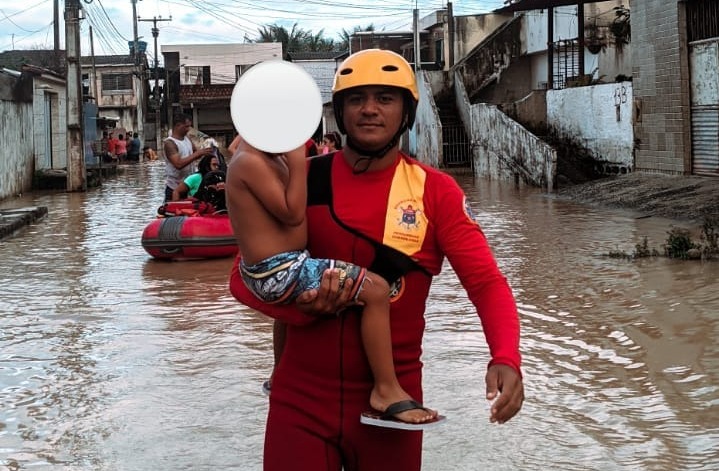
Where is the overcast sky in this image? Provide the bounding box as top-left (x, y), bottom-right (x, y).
top-left (1, 0), bottom-right (506, 60)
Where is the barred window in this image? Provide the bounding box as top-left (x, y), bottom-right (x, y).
top-left (687, 0), bottom-right (719, 42)
top-left (101, 73), bottom-right (132, 92)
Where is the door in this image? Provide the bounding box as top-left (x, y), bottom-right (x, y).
top-left (689, 40), bottom-right (719, 175)
top-left (43, 92), bottom-right (53, 169)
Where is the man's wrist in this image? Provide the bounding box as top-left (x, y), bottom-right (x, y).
top-left (488, 359), bottom-right (523, 378)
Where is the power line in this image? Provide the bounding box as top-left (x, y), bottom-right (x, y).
top-left (138, 15), bottom-right (172, 152)
top-left (0, 0), bottom-right (48, 24)
top-left (3, 1), bottom-right (507, 54)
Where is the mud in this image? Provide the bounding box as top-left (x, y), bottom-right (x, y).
top-left (556, 172), bottom-right (718, 225)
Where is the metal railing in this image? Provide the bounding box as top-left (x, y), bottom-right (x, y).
top-left (442, 124), bottom-right (472, 167)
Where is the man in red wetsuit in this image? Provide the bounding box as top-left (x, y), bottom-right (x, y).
top-left (228, 49), bottom-right (524, 471)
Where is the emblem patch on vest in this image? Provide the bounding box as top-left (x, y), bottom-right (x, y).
top-left (396, 200), bottom-right (423, 230)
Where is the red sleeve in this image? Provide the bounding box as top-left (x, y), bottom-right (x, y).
top-left (430, 173), bottom-right (522, 375)
top-left (228, 254), bottom-right (318, 326)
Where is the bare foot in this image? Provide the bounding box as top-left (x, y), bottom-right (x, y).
top-left (370, 385), bottom-right (438, 424)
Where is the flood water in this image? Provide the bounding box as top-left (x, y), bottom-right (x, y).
top-left (1, 162), bottom-right (717, 471)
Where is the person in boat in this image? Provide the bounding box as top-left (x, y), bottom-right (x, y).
top-left (228, 49), bottom-right (523, 470)
top-left (172, 153), bottom-right (221, 201)
top-left (163, 113), bottom-right (215, 202)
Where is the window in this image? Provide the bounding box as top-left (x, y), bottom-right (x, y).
top-left (101, 73), bottom-right (132, 93)
top-left (185, 66), bottom-right (211, 85)
top-left (235, 64), bottom-right (254, 80)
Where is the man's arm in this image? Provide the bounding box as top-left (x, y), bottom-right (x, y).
top-left (163, 140), bottom-right (213, 170)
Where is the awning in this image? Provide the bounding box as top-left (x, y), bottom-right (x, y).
top-left (496, 0), bottom-right (611, 13)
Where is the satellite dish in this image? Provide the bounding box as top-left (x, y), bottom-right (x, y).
top-left (230, 60), bottom-right (322, 154)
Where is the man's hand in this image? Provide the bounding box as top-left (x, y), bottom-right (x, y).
top-left (485, 364), bottom-right (524, 424)
top-left (295, 268), bottom-right (356, 316)
top-left (198, 147), bottom-right (215, 158)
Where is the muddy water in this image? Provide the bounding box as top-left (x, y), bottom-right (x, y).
top-left (1, 163), bottom-right (717, 470)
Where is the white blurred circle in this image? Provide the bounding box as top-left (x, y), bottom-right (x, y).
top-left (230, 60), bottom-right (322, 153)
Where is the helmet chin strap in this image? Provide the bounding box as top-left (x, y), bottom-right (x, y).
top-left (346, 134), bottom-right (400, 173)
top-left (345, 118), bottom-right (408, 174)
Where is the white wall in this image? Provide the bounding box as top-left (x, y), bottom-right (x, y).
top-left (162, 43), bottom-right (283, 85)
top-left (690, 41), bottom-right (719, 106)
top-left (524, 6), bottom-right (579, 55)
top-left (524, 2), bottom-right (625, 54)
top-left (411, 71), bottom-right (441, 167)
top-left (454, 14), bottom-right (514, 63)
top-left (0, 100), bottom-right (34, 200)
top-left (595, 46), bottom-right (632, 82)
top-left (530, 52), bottom-right (549, 89)
top-left (523, 1), bottom-right (630, 88)
top-left (455, 73), bottom-right (556, 190)
top-left (547, 81), bottom-right (633, 169)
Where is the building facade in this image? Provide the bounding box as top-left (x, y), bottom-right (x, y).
top-left (81, 54), bottom-right (148, 138)
top-left (632, 0), bottom-right (719, 176)
top-left (161, 43), bottom-right (282, 147)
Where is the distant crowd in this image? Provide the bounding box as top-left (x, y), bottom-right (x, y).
top-left (92, 130), bottom-right (157, 163)
top-left (91, 121), bottom-right (346, 214)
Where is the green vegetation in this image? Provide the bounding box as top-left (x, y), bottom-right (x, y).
top-left (663, 227), bottom-right (697, 259)
top-left (606, 217), bottom-right (719, 261)
top-left (246, 23), bottom-right (376, 57)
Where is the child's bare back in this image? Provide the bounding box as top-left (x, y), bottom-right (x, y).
top-left (226, 142), bottom-right (308, 265)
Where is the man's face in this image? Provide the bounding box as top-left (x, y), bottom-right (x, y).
top-left (342, 86), bottom-right (404, 151)
top-left (176, 119), bottom-right (192, 137)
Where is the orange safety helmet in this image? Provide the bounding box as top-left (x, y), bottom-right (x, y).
top-left (332, 49), bottom-right (419, 135)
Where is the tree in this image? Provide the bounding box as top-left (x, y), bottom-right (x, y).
top-left (306, 29), bottom-right (336, 53)
top-left (249, 23), bottom-right (335, 58)
top-left (336, 24), bottom-right (375, 52)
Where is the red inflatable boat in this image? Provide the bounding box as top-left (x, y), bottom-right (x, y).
top-left (141, 200), bottom-right (238, 260)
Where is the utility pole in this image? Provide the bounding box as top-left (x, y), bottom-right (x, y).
top-left (53, 0), bottom-right (60, 51)
top-left (139, 16), bottom-right (171, 155)
top-left (447, 2), bottom-right (454, 68)
top-left (131, 0), bottom-right (144, 160)
top-left (65, 0), bottom-right (86, 191)
top-left (413, 8), bottom-right (421, 72)
top-left (89, 26), bottom-right (98, 103)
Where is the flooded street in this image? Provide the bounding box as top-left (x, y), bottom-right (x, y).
top-left (1, 162), bottom-right (717, 470)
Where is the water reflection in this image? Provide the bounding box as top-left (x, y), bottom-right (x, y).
top-left (1, 164), bottom-right (717, 470)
